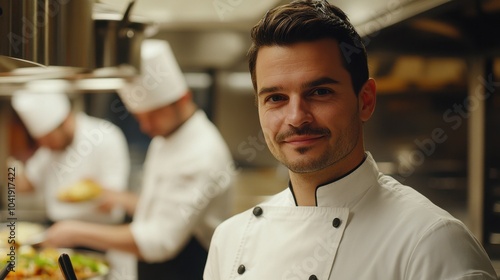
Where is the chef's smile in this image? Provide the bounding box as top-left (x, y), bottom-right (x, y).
top-left (277, 125), bottom-right (331, 150)
top-left (282, 134), bottom-right (326, 147)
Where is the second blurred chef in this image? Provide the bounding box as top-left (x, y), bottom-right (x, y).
top-left (11, 89), bottom-right (130, 224)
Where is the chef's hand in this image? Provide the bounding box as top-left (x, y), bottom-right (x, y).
top-left (6, 157), bottom-right (34, 192)
top-left (6, 156), bottom-right (24, 174)
top-left (42, 221), bottom-right (84, 248)
top-left (98, 189), bottom-right (117, 213)
top-left (98, 189), bottom-right (125, 213)
top-left (98, 189), bottom-right (138, 216)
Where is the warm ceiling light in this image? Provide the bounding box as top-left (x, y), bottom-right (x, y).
top-left (411, 19), bottom-right (462, 39)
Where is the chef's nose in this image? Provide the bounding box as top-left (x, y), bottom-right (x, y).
top-left (38, 139), bottom-right (58, 151)
top-left (36, 134), bottom-right (53, 149)
top-left (37, 138), bottom-right (49, 148)
top-left (285, 96), bottom-right (312, 127)
top-left (135, 113), bottom-right (152, 134)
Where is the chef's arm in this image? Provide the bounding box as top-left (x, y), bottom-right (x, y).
top-left (99, 189), bottom-right (139, 216)
top-left (7, 157), bottom-right (35, 192)
top-left (115, 191), bottom-right (139, 216)
top-left (14, 173), bottom-right (35, 192)
top-left (43, 221), bottom-right (145, 259)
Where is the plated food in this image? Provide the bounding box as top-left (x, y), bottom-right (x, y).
top-left (0, 222), bottom-right (108, 279)
top-left (0, 222), bottom-right (45, 247)
top-left (0, 246), bottom-right (109, 279)
top-left (57, 180), bottom-right (103, 203)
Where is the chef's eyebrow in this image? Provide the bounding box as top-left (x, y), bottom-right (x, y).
top-left (258, 86), bottom-right (283, 96)
top-left (258, 77), bottom-right (340, 96)
top-left (302, 77), bottom-right (340, 89)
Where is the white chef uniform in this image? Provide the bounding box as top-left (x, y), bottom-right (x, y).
top-left (131, 110), bottom-right (234, 260)
top-left (25, 112), bottom-right (130, 224)
top-left (114, 110), bottom-right (233, 278)
top-left (112, 38), bottom-right (234, 279)
top-left (205, 152), bottom-right (497, 280)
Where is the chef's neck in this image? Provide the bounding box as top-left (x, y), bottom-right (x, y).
top-left (162, 97), bottom-right (197, 138)
top-left (288, 153), bottom-right (366, 206)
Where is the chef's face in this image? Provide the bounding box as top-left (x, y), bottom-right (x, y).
top-left (36, 121), bottom-right (73, 151)
top-left (134, 102), bottom-right (181, 138)
top-left (255, 38), bottom-right (376, 174)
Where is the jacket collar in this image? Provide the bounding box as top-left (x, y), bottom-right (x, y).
top-left (288, 152), bottom-right (380, 207)
top-left (153, 110), bottom-right (205, 146)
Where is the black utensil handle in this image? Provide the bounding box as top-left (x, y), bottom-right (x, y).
top-left (58, 253), bottom-right (78, 280)
top-left (0, 262), bottom-right (14, 280)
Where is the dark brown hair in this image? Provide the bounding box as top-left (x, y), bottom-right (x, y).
top-left (248, 0), bottom-right (368, 96)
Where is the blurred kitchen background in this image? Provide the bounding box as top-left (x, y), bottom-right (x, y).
top-left (0, 0), bottom-right (499, 273)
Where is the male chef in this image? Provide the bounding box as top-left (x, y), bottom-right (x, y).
top-left (11, 89), bottom-right (130, 224)
top-left (204, 0), bottom-right (498, 279)
top-left (43, 39), bottom-right (235, 280)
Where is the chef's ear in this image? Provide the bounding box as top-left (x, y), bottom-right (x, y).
top-left (176, 90), bottom-right (193, 104)
top-left (358, 78), bottom-right (376, 122)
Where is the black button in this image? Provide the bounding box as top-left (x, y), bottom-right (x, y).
top-left (253, 206), bottom-right (263, 217)
top-left (309, 275), bottom-right (318, 280)
top-left (237, 264), bottom-right (246, 274)
top-left (332, 218), bottom-right (341, 228)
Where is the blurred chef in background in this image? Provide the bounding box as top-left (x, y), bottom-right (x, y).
top-left (10, 89), bottom-right (130, 224)
top-left (42, 39), bottom-right (235, 280)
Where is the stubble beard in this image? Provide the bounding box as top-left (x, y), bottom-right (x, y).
top-left (272, 116), bottom-right (361, 174)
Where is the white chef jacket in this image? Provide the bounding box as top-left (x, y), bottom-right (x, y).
top-left (129, 110), bottom-right (234, 263)
top-left (25, 112), bottom-right (130, 224)
top-left (205, 152), bottom-right (498, 280)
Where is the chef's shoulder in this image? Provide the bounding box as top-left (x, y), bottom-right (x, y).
top-left (78, 113), bottom-right (127, 140)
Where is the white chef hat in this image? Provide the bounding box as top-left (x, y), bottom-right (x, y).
top-left (11, 90), bottom-right (71, 138)
top-left (117, 39), bottom-right (188, 113)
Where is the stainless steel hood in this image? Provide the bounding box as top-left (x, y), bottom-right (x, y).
top-left (0, 0), bottom-right (150, 95)
top-left (0, 0), bottom-right (95, 69)
top-left (2, 0), bottom-right (498, 94)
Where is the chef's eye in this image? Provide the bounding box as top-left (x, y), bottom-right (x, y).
top-left (311, 88), bottom-right (332, 96)
top-left (266, 94), bottom-right (286, 103)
